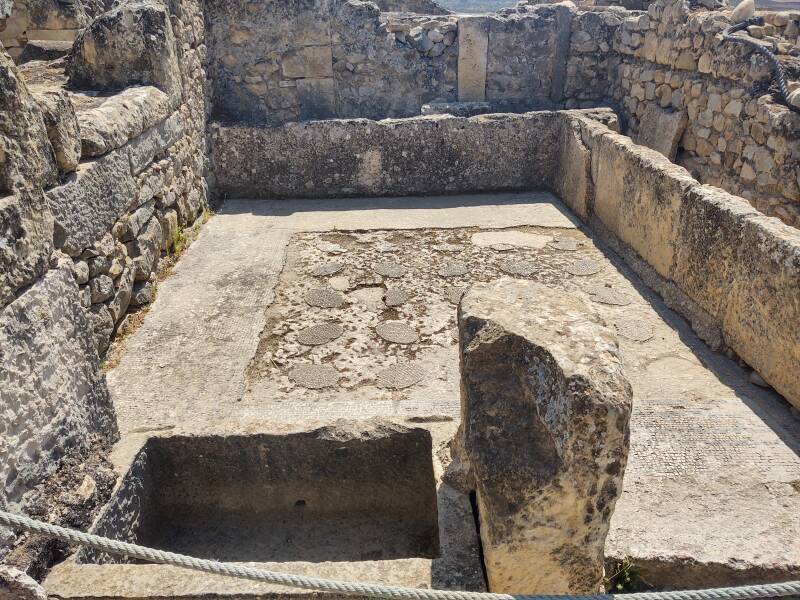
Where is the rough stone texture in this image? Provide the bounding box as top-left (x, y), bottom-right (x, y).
top-left (0, 268), bottom-right (118, 511)
top-left (211, 113), bottom-right (557, 199)
top-left (31, 89), bottom-right (81, 174)
top-left (18, 39), bottom-right (73, 63)
top-left (47, 148), bottom-right (136, 256)
top-left (633, 103), bottom-right (688, 161)
top-left (457, 17), bottom-right (488, 102)
top-left (0, 45), bottom-right (58, 193)
top-left (0, 190), bottom-right (53, 310)
top-left (0, 566), bottom-right (47, 600)
top-left (0, 0), bottom-right (88, 59)
top-left (456, 279), bottom-right (632, 593)
top-left (67, 0), bottom-right (182, 103)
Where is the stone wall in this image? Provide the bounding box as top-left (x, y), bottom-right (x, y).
top-left (0, 0), bottom-right (210, 561)
top-left (0, 0), bottom-right (90, 60)
top-left (551, 111), bottom-right (800, 411)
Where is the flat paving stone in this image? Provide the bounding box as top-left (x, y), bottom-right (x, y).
top-left (329, 276), bottom-right (351, 291)
top-left (376, 363), bottom-right (427, 390)
top-left (471, 230), bottom-right (552, 249)
top-left (311, 262), bottom-right (344, 277)
top-left (289, 364), bottom-right (340, 389)
top-left (566, 259), bottom-right (603, 276)
top-left (499, 259), bottom-right (538, 277)
top-left (384, 288), bottom-right (411, 307)
top-left (376, 321), bottom-right (419, 344)
top-left (438, 261), bottom-right (469, 277)
top-left (587, 285), bottom-right (632, 306)
top-left (373, 261), bottom-right (407, 278)
top-left (297, 323), bottom-right (344, 346)
top-left (305, 288), bottom-right (346, 308)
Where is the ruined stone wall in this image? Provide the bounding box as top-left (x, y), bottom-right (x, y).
top-left (606, 0), bottom-right (800, 228)
top-left (0, 0), bottom-right (89, 60)
top-left (204, 0), bottom-right (458, 124)
top-left (0, 0), bottom-right (210, 561)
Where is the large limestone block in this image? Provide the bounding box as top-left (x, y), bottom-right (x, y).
top-left (0, 566), bottom-right (47, 600)
top-left (722, 215), bottom-right (800, 409)
top-left (458, 17), bottom-right (489, 102)
top-left (551, 114), bottom-right (592, 219)
top-left (67, 0), bottom-right (182, 104)
top-left (32, 89), bottom-right (81, 174)
top-left (47, 148), bottom-right (136, 256)
top-left (0, 268), bottom-right (117, 509)
top-left (456, 280), bottom-right (632, 594)
top-left (0, 44), bottom-right (58, 193)
top-left (585, 122), bottom-right (696, 278)
top-left (0, 190), bottom-right (53, 309)
top-left (633, 104), bottom-right (688, 161)
top-left (127, 111), bottom-right (183, 174)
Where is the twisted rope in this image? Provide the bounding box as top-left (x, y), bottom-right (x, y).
top-left (721, 17), bottom-right (798, 113)
top-left (2, 510), bottom-right (800, 600)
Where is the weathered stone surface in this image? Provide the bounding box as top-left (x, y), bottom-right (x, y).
top-left (305, 288), bottom-right (346, 309)
top-left (67, 0), bottom-right (182, 103)
top-left (47, 148), bottom-right (136, 256)
top-left (77, 86), bottom-right (172, 158)
top-left (0, 565), bottom-right (47, 600)
top-left (0, 268), bottom-right (117, 509)
top-left (297, 322), bottom-right (344, 346)
top-left (456, 279), bottom-right (631, 594)
top-left (458, 17), bottom-right (489, 102)
top-left (633, 104), bottom-right (688, 162)
top-left (289, 364), bottom-right (339, 389)
top-left (0, 45), bottom-right (58, 193)
top-left (31, 89), bottom-right (81, 174)
top-left (0, 190), bottom-right (53, 309)
top-left (127, 112), bottom-right (184, 174)
top-left (129, 217), bottom-right (162, 282)
top-left (376, 321), bottom-right (419, 344)
top-left (18, 39), bottom-right (73, 63)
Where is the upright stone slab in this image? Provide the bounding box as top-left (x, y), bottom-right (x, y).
top-left (633, 104), bottom-right (688, 161)
top-left (457, 17), bottom-right (489, 102)
top-left (456, 279), bottom-right (632, 594)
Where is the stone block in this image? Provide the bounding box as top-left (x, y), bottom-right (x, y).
top-left (0, 190), bottom-right (53, 309)
top-left (0, 565), bottom-right (47, 600)
top-left (297, 77), bottom-right (336, 120)
top-left (128, 112), bottom-right (184, 175)
top-left (456, 279), bottom-right (631, 594)
top-left (584, 120), bottom-right (696, 278)
top-left (281, 46), bottom-right (333, 79)
top-left (0, 268), bottom-right (117, 508)
top-left (633, 103), bottom-right (688, 161)
top-left (552, 113), bottom-right (592, 219)
top-left (17, 39), bottom-right (73, 63)
top-left (31, 89), bottom-right (82, 174)
top-left (67, 0), bottom-right (182, 104)
top-left (458, 17), bottom-right (489, 102)
top-left (47, 148), bottom-right (137, 256)
top-left (129, 217), bottom-right (163, 281)
top-left (722, 215), bottom-right (800, 409)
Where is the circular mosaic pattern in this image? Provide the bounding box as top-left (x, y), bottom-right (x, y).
top-left (376, 321), bottom-right (419, 344)
top-left (376, 363), bottom-right (426, 390)
top-left (311, 262), bottom-right (344, 277)
top-left (549, 237), bottom-right (581, 251)
top-left (586, 285), bottom-right (631, 306)
top-left (305, 288), bottom-right (346, 308)
top-left (384, 288), bottom-right (411, 307)
top-left (374, 261), bottom-right (407, 278)
top-left (289, 364), bottom-right (339, 389)
top-left (613, 318), bottom-right (655, 342)
top-left (566, 259), bottom-right (603, 276)
top-left (499, 259), bottom-right (538, 277)
top-left (433, 243), bottom-right (464, 253)
top-left (297, 323), bottom-right (344, 346)
top-left (375, 242), bottom-right (399, 254)
top-left (438, 261), bottom-right (469, 277)
top-left (445, 286), bottom-right (467, 304)
top-left (316, 241), bottom-right (346, 254)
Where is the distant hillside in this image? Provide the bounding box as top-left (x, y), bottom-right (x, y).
top-left (435, 0), bottom-right (518, 12)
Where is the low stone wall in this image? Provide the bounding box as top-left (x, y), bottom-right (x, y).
top-left (553, 111), bottom-right (800, 410)
top-left (210, 112), bottom-right (558, 198)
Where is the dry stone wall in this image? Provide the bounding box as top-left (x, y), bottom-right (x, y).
top-left (0, 0), bottom-right (209, 560)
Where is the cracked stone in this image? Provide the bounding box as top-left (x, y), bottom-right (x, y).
top-left (289, 364), bottom-right (339, 389)
top-left (297, 322), bottom-right (344, 346)
top-left (376, 321), bottom-right (419, 344)
top-left (613, 318), bottom-right (654, 342)
top-left (438, 261), bottom-right (469, 277)
top-left (384, 287), bottom-right (411, 307)
top-left (311, 262), bottom-right (344, 277)
top-left (374, 261), bottom-right (407, 278)
top-left (566, 259), bottom-right (603, 276)
top-left (376, 363), bottom-right (426, 389)
top-left (499, 259), bottom-right (538, 277)
top-left (305, 288), bottom-right (346, 308)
